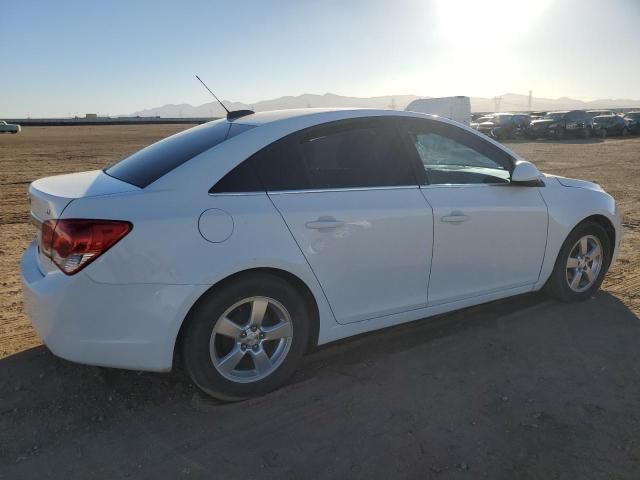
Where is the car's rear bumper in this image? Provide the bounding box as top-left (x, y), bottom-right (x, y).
top-left (20, 241), bottom-right (200, 371)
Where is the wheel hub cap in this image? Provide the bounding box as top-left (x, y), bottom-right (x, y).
top-left (565, 234), bottom-right (603, 293)
top-left (209, 296), bottom-right (294, 383)
top-left (243, 329), bottom-right (260, 346)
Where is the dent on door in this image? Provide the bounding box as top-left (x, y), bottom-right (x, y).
top-left (269, 188), bottom-right (434, 324)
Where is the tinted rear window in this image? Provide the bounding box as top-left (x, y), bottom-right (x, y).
top-left (105, 120), bottom-right (254, 187)
top-left (298, 120), bottom-right (415, 189)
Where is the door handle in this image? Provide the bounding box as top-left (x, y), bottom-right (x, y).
top-left (305, 217), bottom-right (344, 230)
top-left (441, 213), bottom-right (469, 224)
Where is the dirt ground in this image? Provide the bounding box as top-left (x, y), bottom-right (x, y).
top-left (1, 126), bottom-right (639, 479)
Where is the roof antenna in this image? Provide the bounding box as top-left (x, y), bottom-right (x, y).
top-left (195, 74), bottom-right (254, 121)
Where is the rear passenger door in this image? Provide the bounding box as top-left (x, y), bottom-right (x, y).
top-left (258, 117), bottom-right (434, 324)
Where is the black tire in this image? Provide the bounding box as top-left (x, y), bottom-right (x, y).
top-left (545, 221), bottom-right (611, 303)
top-left (182, 273), bottom-right (311, 401)
top-left (600, 129), bottom-right (607, 139)
top-left (583, 127), bottom-right (591, 139)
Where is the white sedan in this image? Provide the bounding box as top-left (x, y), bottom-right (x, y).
top-left (21, 109), bottom-right (622, 400)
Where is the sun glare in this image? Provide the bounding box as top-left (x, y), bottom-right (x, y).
top-left (435, 0), bottom-right (553, 48)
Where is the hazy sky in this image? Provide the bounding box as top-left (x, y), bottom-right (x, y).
top-left (3, 0), bottom-right (640, 117)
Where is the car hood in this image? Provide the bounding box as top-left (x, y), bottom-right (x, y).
top-left (545, 174), bottom-right (604, 192)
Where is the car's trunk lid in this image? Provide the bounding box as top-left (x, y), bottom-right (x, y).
top-left (29, 170), bottom-right (139, 273)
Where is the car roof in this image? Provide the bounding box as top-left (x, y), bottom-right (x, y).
top-left (232, 107), bottom-right (450, 126)
top-left (149, 107), bottom-right (527, 192)
top-left (233, 108), bottom-right (387, 126)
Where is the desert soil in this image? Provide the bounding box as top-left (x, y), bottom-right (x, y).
top-left (1, 126), bottom-right (639, 479)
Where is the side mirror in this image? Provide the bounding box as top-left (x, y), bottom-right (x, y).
top-left (511, 161), bottom-right (542, 185)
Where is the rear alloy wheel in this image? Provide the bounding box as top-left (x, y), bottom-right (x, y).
top-left (545, 221), bottom-right (611, 302)
top-left (210, 297), bottom-right (293, 383)
top-left (182, 273), bottom-right (311, 401)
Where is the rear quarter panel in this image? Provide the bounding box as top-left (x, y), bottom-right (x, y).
top-left (60, 190), bottom-right (337, 346)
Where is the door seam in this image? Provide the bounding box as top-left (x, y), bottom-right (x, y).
top-left (418, 186), bottom-right (435, 306)
top-left (265, 192), bottom-right (339, 324)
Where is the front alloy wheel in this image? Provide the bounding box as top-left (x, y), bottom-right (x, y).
top-left (546, 221), bottom-right (611, 302)
top-left (565, 235), bottom-right (603, 293)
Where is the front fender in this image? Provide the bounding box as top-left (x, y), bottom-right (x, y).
top-left (535, 177), bottom-right (622, 289)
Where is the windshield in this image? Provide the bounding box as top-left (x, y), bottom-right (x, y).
top-left (543, 113), bottom-right (564, 121)
top-left (475, 116), bottom-right (494, 123)
top-left (106, 120), bottom-right (255, 188)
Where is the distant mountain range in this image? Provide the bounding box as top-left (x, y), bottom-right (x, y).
top-left (127, 92), bottom-right (640, 117)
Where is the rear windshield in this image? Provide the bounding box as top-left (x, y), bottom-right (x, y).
top-left (105, 120), bottom-right (255, 187)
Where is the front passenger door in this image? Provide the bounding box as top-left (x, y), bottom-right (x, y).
top-left (401, 118), bottom-right (548, 306)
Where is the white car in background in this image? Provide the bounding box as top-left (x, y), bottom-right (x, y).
top-left (21, 109), bottom-right (622, 400)
top-left (0, 121), bottom-right (21, 134)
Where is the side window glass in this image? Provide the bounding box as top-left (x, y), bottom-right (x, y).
top-left (211, 136), bottom-right (309, 193)
top-left (406, 120), bottom-right (512, 185)
top-left (209, 156), bottom-right (263, 193)
top-left (255, 138), bottom-right (311, 191)
top-left (297, 120), bottom-right (416, 189)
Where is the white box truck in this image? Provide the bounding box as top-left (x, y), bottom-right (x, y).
top-left (405, 96), bottom-right (471, 126)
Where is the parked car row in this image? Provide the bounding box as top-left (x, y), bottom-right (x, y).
top-left (470, 110), bottom-right (640, 140)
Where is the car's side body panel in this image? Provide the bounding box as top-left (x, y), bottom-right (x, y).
top-left (535, 176), bottom-right (622, 289)
top-left (420, 184), bottom-right (548, 305)
top-left (21, 241), bottom-right (204, 371)
top-left (59, 189), bottom-right (337, 363)
top-left (269, 187), bottom-right (433, 324)
top-left (318, 283), bottom-right (535, 345)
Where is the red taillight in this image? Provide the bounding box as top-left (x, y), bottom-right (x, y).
top-left (41, 219), bottom-right (132, 275)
